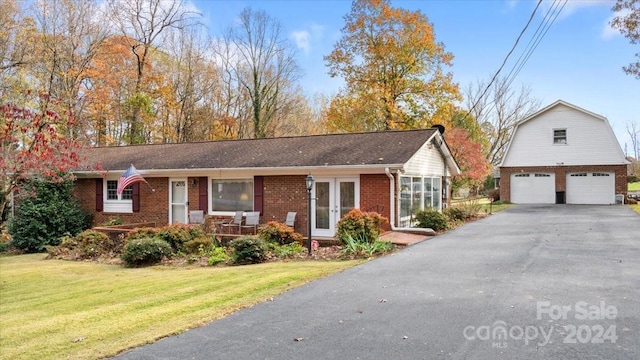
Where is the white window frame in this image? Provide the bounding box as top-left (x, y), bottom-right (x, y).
top-left (103, 178), bottom-right (133, 213)
top-left (399, 175), bottom-right (443, 227)
top-left (208, 178), bottom-right (254, 216)
top-left (553, 128), bottom-right (567, 145)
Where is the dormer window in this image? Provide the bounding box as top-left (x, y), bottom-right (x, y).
top-left (553, 129), bottom-right (567, 144)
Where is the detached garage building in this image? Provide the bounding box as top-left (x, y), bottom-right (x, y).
top-left (500, 100), bottom-right (629, 205)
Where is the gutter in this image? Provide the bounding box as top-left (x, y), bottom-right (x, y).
top-left (385, 167), bottom-right (435, 236)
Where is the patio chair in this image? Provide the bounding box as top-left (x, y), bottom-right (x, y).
top-left (240, 211), bottom-right (261, 235)
top-left (220, 211), bottom-right (244, 234)
top-left (284, 212), bottom-right (296, 228)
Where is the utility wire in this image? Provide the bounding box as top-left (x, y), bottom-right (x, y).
top-left (505, 0), bottom-right (567, 90)
top-left (461, 0), bottom-right (543, 121)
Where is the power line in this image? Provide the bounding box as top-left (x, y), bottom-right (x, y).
top-left (505, 0), bottom-right (567, 90)
top-left (461, 0), bottom-right (544, 122)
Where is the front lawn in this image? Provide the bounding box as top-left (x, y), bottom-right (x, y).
top-left (629, 204), bottom-right (640, 214)
top-left (0, 254), bottom-right (362, 360)
top-left (629, 182), bottom-right (640, 191)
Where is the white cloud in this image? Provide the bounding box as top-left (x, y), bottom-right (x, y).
top-left (291, 30), bottom-right (311, 54)
top-left (540, 0), bottom-right (610, 20)
top-left (290, 24), bottom-right (324, 55)
top-left (602, 8), bottom-right (630, 40)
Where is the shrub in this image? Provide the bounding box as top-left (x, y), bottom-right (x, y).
top-left (258, 221), bottom-right (303, 245)
top-left (207, 246), bottom-right (230, 266)
top-left (9, 179), bottom-right (92, 253)
top-left (415, 209), bottom-right (449, 231)
top-left (270, 242), bottom-right (305, 258)
top-left (335, 209), bottom-right (388, 245)
top-left (156, 224), bottom-right (193, 252)
top-left (103, 217), bottom-right (123, 226)
top-left (125, 227), bottom-right (160, 242)
top-left (230, 236), bottom-right (268, 265)
top-left (486, 188), bottom-right (500, 202)
top-left (0, 231), bottom-right (12, 253)
top-left (341, 234), bottom-right (394, 258)
top-left (444, 207), bottom-right (468, 222)
top-left (121, 237), bottom-right (172, 267)
top-left (183, 236), bottom-right (214, 254)
top-left (48, 230), bottom-right (120, 260)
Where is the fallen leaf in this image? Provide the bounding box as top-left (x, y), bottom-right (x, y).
top-left (294, 337), bottom-right (304, 342)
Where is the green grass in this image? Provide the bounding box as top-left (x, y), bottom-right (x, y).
top-left (0, 254), bottom-right (362, 360)
top-left (451, 197), bottom-right (512, 214)
top-left (629, 182), bottom-right (640, 191)
top-left (629, 204), bottom-right (640, 214)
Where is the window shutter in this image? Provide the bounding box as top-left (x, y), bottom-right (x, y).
top-left (254, 176), bottom-right (263, 214)
top-left (132, 183), bottom-right (140, 212)
top-left (95, 178), bottom-right (103, 211)
top-left (199, 177), bottom-right (208, 212)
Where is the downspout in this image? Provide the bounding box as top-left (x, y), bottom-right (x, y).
top-left (385, 167), bottom-right (435, 235)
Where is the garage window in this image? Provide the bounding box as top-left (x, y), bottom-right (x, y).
top-left (515, 174), bottom-right (530, 177)
top-left (553, 129), bottom-right (567, 144)
top-left (535, 173), bottom-right (550, 177)
top-left (570, 173), bottom-right (587, 177)
top-left (593, 173), bottom-right (610, 177)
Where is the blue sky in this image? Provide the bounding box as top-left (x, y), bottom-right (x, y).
top-left (192, 0), bottom-right (640, 153)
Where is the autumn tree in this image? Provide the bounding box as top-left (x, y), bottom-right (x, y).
top-left (324, 0), bottom-right (460, 132)
top-left (106, 0), bottom-right (199, 144)
top-left (465, 76), bottom-right (540, 166)
top-left (0, 99), bottom-right (82, 226)
top-left (611, 0), bottom-right (640, 79)
top-left (29, 0), bottom-right (107, 140)
top-left (219, 8), bottom-right (302, 139)
top-left (444, 127), bottom-right (491, 194)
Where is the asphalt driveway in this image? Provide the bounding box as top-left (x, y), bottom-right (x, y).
top-left (113, 205), bottom-right (640, 360)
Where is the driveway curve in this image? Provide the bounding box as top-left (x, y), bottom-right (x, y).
top-left (113, 205), bottom-right (640, 360)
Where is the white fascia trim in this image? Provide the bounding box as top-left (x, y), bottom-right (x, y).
top-left (74, 164), bottom-right (406, 177)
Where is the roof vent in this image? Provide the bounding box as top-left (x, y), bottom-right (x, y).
top-left (430, 124), bottom-right (445, 134)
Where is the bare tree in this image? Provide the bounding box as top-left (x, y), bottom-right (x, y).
top-left (0, 0), bottom-right (36, 101)
top-left (628, 121), bottom-right (639, 159)
top-left (223, 8), bottom-right (302, 139)
top-left (465, 76), bottom-right (541, 165)
top-left (30, 0), bottom-right (108, 140)
top-left (106, 0), bottom-right (198, 144)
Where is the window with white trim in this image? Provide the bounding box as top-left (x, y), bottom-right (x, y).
top-left (553, 129), bottom-right (567, 144)
top-left (211, 179), bottom-right (253, 212)
top-left (103, 179), bottom-right (133, 213)
top-left (106, 180), bottom-right (132, 200)
top-left (399, 176), bottom-right (442, 227)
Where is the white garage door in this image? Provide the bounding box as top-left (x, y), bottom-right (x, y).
top-left (510, 173), bottom-right (555, 204)
top-left (566, 172), bottom-right (615, 204)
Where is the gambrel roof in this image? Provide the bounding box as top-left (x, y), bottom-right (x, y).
top-left (500, 99), bottom-right (629, 167)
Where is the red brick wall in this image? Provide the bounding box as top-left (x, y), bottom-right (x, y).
top-left (75, 174), bottom-right (398, 236)
top-left (360, 174), bottom-right (391, 231)
top-left (499, 165), bottom-right (627, 202)
top-left (75, 177), bottom-right (169, 226)
top-left (262, 175), bottom-right (309, 236)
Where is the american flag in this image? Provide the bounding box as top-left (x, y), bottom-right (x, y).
top-left (117, 164), bottom-right (147, 195)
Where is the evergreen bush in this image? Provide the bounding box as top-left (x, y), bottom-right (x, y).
top-left (121, 237), bottom-right (172, 267)
top-left (415, 209), bottom-right (449, 231)
top-left (230, 236), bottom-right (268, 265)
top-left (9, 179), bottom-right (91, 253)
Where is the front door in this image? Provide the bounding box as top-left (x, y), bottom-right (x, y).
top-left (169, 178), bottom-right (188, 224)
top-left (312, 177), bottom-right (359, 237)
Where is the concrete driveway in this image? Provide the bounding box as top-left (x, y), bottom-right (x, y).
top-left (113, 205), bottom-right (640, 360)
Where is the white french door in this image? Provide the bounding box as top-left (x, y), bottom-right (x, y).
top-left (312, 177), bottom-right (359, 237)
top-left (169, 178), bottom-right (188, 224)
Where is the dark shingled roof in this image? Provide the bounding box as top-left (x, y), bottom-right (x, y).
top-left (79, 129), bottom-right (438, 171)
